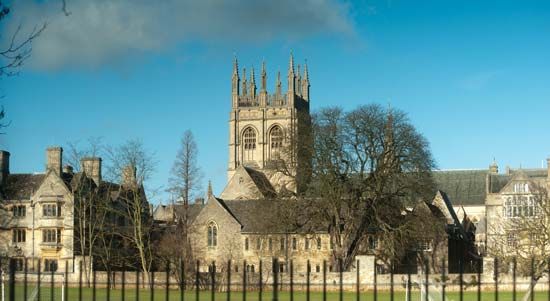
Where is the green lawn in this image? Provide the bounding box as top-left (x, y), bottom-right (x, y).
top-left (5, 286), bottom-right (550, 301)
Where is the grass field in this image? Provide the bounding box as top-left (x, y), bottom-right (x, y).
top-left (4, 285), bottom-right (550, 301)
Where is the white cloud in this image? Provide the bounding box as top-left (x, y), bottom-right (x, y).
top-left (3, 0), bottom-right (355, 71)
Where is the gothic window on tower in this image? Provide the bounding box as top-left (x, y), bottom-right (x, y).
top-left (269, 126), bottom-right (283, 160)
top-left (243, 127), bottom-right (256, 162)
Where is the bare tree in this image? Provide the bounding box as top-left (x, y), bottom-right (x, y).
top-left (168, 130), bottom-right (203, 205)
top-left (65, 138), bottom-right (109, 285)
top-left (488, 183), bottom-right (550, 301)
top-left (105, 139), bottom-right (156, 282)
top-left (298, 104), bottom-right (436, 270)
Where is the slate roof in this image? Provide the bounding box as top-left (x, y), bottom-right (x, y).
top-left (1, 173), bottom-right (45, 200)
top-left (153, 202), bottom-right (204, 224)
top-left (219, 198), bottom-right (328, 234)
top-left (243, 167), bottom-right (276, 198)
top-left (432, 170), bottom-right (488, 205)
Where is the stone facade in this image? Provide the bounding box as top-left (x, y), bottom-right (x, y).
top-left (0, 146), bottom-right (147, 272)
top-left (227, 55), bottom-right (310, 194)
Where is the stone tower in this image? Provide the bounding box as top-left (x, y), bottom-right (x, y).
top-left (227, 54), bottom-right (311, 193)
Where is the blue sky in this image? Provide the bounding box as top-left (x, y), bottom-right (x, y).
top-left (2, 0), bottom-right (550, 203)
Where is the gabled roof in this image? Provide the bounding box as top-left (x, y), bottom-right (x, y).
top-left (153, 202), bottom-right (204, 224)
top-left (1, 174), bottom-right (45, 200)
top-left (220, 166), bottom-right (276, 200)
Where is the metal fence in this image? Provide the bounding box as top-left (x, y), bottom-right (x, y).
top-left (1, 257), bottom-right (550, 301)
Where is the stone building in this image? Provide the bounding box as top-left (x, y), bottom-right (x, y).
top-left (154, 56), bottom-right (468, 274)
top-left (433, 159), bottom-right (550, 258)
top-left (0, 146), bottom-right (147, 272)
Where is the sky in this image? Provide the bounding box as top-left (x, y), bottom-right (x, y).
top-left (2, 0), bottom-right (550, 204)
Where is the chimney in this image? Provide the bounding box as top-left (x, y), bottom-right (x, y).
top-left (46, 147), bottom-right (62, 176)
top-left (547, 157), bottom-right (550, 180)
top-left (122, 165), bottom-right (137, 187)
top-left (80, 157), bottom-right (102, 185)
top-left (0, 150), bottom-right (10, 184)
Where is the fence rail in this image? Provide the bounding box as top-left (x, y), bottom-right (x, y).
top-left (1, 257), bottom-right (550, 301)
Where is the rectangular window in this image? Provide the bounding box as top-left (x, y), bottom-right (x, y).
top-left (256, 238), bottom-right (261, 250)
top-left (280, 238), bottom-right (286, 251)
top-left (317, 238), bottom-right (322, 250)
top-left (12, 205), bottom-right (26, 217)
top-left (42, 229), bottom-right (61, 243)
top-left (330, 238), bottom-right (334, 250)
top-left (43, 204), bottom-right (61, 217)
top-left (268, 238), bottom-right (273, 251)
top-left (12, 229), bottom-right (26, 243)
top-left (305, 238), bottom-right (310, 250)
top-left (44, 259), bottom-right (58, 272)
top-left (292, 237), bottom-right (297, 250)
top-left (244, 238), bottom-right (249, 251)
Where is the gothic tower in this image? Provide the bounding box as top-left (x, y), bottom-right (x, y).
top-left (227, 54), bottom-right (311, 194)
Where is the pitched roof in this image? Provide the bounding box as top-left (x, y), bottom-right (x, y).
top-left (432, 170), bottom-right (488, 205)
top-left (219, 198), bottom-right (327, 234)
top-left (153, 202), bottom-right (204, 224)
top-left (1, 173), bottom-right (45, 200)
top-left (220, 166), bottom-right (276, 200)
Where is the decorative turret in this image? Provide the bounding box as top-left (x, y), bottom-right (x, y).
top-left (249, 67), bottom-right (256, 99)
top-left (287, 53), bottom-right (296, 106)
top-left (276, 71), bottom-right (282, 95)
top-left (241, 68), bottom-right (248, 96)
top-left (296, 65), bottom-right (302, 97)
top-left (232, 56), bottom-right (240, 108)
top-left (259, 61), bottom-right (268, 106)
top-left (489, 159), bottom-right (498, 174)
top-left (302, 62), bottom-right (310, 101)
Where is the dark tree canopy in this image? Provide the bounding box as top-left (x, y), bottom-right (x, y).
top-left (303, 104), bottom-right (436, 269)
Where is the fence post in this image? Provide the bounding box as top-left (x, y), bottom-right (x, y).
top-left (530, 258), bottom-right (535, 301)
top-left (79, 261), bottom-right (83, 301)
top-left (64, 261), bottom-right (68, 301)
top-left (477, 257), bottom-right (481, 301)
top-left (494, 258), bottom-right (498, 301)
top-left (8, 259), bottom-right (14, 301)
top-left (211, 261), bottom-right (216, 301)
top-left (390, 260), bottom-right (394, 301)
top-left (243, 260), bottom-right (247, 301)
top-left (180, 259), bottom-right (185, 301)
top-left (50, 263), bottom-right (54, 301)
top-left (306, 260), bottom-right (310, 301)
top-left (259, 260), bottom-right (262, 301)
top-left (1, 259), bottom-right (4, 301)
top-left (442, 258), bottom-right (446, 301)
top-left (24, 259), bottom-right (28, 301)
top-left (93, 264), bottom-right (97, 301)
top-left (122, 263), bottom-right (126, 301)
top-left (339, 258), bottom-right (343, 301)
top-left (373, 257), bottom-right (377, 301)
top-left (289, 260), bottom-right (293, 301)
top-left (512, 257), bottom-right (516, 301)
top-left (151, 269), bottom-right (155, 301)
top-left (272, 258), bottom-right (279, 301)
top-left (137, 268), bottom-right (141, 301)
top-left (227, 260), bottom-right (231, 301)
top-left (322, 261), bottom-right (326, 301)
top-left (356, 259), bottom-right (360, 301)
top-left (459, 257), bottom-right (463, 301)
top-left (406, 260), bottom-right (411, 301)
top-left (195, 260), bottom-right (200, 301)
top-left (166, 262), bottom-right (170, 301)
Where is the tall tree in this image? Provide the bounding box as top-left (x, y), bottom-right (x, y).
top-left (168, 130), bottom-right (202, 205)
top-left (106, 139), bottom-right (156, 281)
top-left (302, 104), bottom-right (436, 270)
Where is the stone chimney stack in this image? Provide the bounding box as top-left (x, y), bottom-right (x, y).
top-left (80, 157), bottom-right (102, 185)
top-left (122, 165), bottom-right (137, 187)
top-left (0, 150), bottom-right (10, 184)
top-left (547, 157), bottom-right (550, 180)
top-left (46, 147), bottom-right (62, 176)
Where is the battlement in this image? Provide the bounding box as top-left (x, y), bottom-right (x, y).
top-left (231, 54), bottom-right (309, 110)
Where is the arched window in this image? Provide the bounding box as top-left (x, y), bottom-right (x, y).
top-left (242, 127), bottom-right (256, 162)
top-left (269, 126), bottom-right (283, 159)
top-left (207, 222), bottom-right (217, 248)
